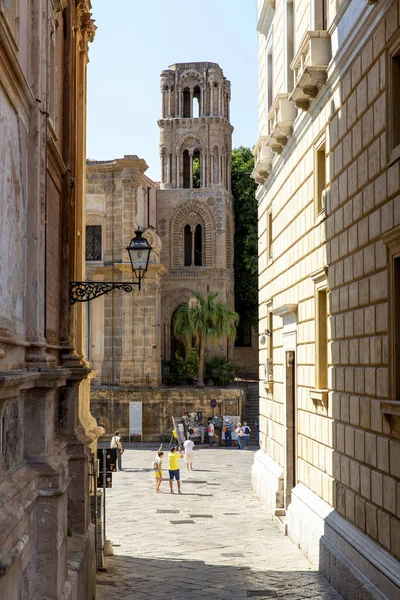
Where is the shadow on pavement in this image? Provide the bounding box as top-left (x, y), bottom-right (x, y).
top-left (97, 554), bottom-right (342, 600)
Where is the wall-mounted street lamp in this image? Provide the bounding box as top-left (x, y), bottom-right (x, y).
top-left (69, 229), bottom-right (152, 304)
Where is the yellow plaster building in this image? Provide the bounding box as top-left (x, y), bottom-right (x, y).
top-left (252, 1), bottom-right (400, 598)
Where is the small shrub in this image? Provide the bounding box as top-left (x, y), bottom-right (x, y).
top-left (205, 356), bottom-right (236, 387)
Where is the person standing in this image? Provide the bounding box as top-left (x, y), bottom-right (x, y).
top-left (168, 446), bottom-right (184, 494)
top-left (235, 423), bottom-right (243, 449)
top-left (255, 417), bottom-right (260, 446)
top-left (225, 421), bottom-right (233, 447)
top-left (110, 431), bottom-right (123, 471)
top-left (153, 444), bottom-right (164, 493)
top-left (207, 419), bottom-right (215, 447)
top-left (242, 422), bottom-right (251, 448)
top-left (183, 435), bottom-right (195, 470)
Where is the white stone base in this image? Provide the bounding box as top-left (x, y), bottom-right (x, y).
top-left (287, 483), bottom-right (400, 600)
top-left (251, 449), bottom-right (284, 514)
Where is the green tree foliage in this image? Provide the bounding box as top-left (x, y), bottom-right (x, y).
top-left (174, 292), bottom-right (239, 387)
top-left (193, 157), bottom-right (200, 188)
top-left (231, 147), bottom-right (258, 330)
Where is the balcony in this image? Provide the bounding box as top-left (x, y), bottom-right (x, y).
top-left (251, 136), bottom-right (274, 184)
top-left (267, 94), bottom-right (297, 153)
top-left (290, 31), bottom-right (331, 111)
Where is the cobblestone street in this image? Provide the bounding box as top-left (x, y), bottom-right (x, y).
top-left (96, 446), bottom-right (342, 600)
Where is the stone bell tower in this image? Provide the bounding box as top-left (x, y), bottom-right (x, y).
top-left (157, 62), bottom-right (235, 361)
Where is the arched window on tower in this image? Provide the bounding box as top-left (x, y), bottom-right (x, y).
top-left (183, 87), bottom-right (191, 117)
top-left (193, 86), bottom-right (201, 117)
top-left (183, 150), bottom-right (190, 188)
top-left (193, 150), bottom-right (201, 188)
top-left (184, 225), bottom-right (192, 266)
top-left (194, 224), bottom-right (202, 266)
top-left (183, 223), bottom-right (203, 267)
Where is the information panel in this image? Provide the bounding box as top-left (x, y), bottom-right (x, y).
top-left (129, 402), bottom-right (143, 436)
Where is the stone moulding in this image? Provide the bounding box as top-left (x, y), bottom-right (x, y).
top-left (256, 0), bottom-right (275, 35)
top-left (290, 31), bottom-right (331, 111)
top-left (251, 136), bottom-right (274, 184)
top-left (267, 94), bottom-right (297, 154)
top-left (380, 401), bottom-right (400, 438)
top-left (0, 534), bottom-right (29, 577)
top-left (310, 388), bottom-right (328, 412)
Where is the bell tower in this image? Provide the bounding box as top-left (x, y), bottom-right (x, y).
top-left (157, 62), bottom-right (235, 361)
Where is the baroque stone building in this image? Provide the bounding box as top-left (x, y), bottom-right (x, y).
top-left (0, 2), bottom-right (101, 599)
top-left (85, 156), bottom-right (164, 388)
top-left (252, 0), bottom-right (400, 598)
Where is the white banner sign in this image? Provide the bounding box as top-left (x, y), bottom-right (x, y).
top-left (129, 402), bottom-right (143, 435)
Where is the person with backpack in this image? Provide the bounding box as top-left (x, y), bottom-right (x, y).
top-left (168, 446), bottom-right (184, 494)
top-left (242, 422), bottom-right (251, 447)
top-left (235, 423), bottom-right (243, 449)
top-left (152, 444), bottom-right (164, 493)
top-left (110, 431), bottom-right (124, 471)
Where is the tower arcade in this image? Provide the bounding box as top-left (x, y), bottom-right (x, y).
top-left (157, 62), bottom-right (235, 361)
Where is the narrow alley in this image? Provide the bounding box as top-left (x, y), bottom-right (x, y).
top-left (96, 447), bottom-right (342, 600)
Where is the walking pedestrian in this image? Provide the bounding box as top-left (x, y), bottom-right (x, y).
top-left (235, 423), bottom-right (243, 449)
top-left (153, 444), bottom-right (164, 493)
top-left (225, 421), bottom-right (233, 447)
top-left (183, 435), bottom-right (195, 470)
top-left (255, 416), bottom-right (260, 446)
top-left (207, 419), bottom-right (215, 447)
top-left (110, 431), bottom-right (124, 471)
top-left (242, 422), bottom-right (251, 447)
top-left (168, 446), bottom-right (184, 494)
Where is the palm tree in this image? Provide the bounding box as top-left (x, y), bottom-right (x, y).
top-left (174, 292), bottom-right (239, 387)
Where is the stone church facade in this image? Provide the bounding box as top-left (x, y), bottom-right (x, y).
top-left (253, 0), bottom-right (400, 599)
top-left (87, 62), bottom-right (258, 438)
top-left (0, 2), bottom-right (100, 599)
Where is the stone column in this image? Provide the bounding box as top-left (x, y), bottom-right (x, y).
top-left (160, 153), bottom-right (165, 183)
top-left (190, 89), bottom-right (193, 117)
top-left (210, 84), bottom-right (213, 115)
top-left (218, 85), bottom-right (222, 115)
top-left (200, 87), bottom-right (204, 116)
top-left (167, 153), bottom-right (171, 184)
top-left (211, 153), bottom-right (214, 185)
top-left (168, 88), bottom-right (171, 117)
top-left (202, 153), bottom-right (206, 188)
top-left (176, 153), bottom-right (180, 187)
top-left (161, 88), bottom-right (165, 117)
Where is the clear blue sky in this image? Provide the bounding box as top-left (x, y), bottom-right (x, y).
top-left (87, 0), bottom-right (258, 181)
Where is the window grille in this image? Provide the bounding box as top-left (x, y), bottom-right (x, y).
top-left (86, 225), bottom-right (102, 261)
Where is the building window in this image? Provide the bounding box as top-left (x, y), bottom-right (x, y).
top-left (394, 256), bottom-right (400, 397)
top-left (183, 224), bottom-right (202, 267)
top-left (316, 288), bottom-right (328, 389)
top-left (284, 0), bottom-right (295, 93)
top-left (390, 49), bottom-right (400, 160)
top-left (315, 138), bottom-right (327, 216)
top-left (265, 311), bottom-right (273, 381)
top-left (314, 0), bottom-right (329, 30)
top-left (86, 225), bottom-right (102, 261)
top-left (267, 209), bottom-right (273, 260)
top-left (235, 317), bottom-right (252, 347)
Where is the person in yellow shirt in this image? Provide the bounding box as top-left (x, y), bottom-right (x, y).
top-left (168, 446), bottom-right (184, 494)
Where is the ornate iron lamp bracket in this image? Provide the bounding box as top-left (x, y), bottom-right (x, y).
top-left (69, 281), bottom-right (141, 304)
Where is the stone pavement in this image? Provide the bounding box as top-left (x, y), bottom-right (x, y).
top-left (96, 446), bottom-right (342, 600)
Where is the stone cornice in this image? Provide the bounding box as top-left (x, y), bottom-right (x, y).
top-left (86, 157), bottom-right (149, 175)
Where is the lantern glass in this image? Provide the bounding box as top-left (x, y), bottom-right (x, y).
top-left (126, 230), bottom-right (151, 275)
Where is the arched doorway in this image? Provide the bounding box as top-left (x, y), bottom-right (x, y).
top-left (170, 305), bottom-right (187, 359)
